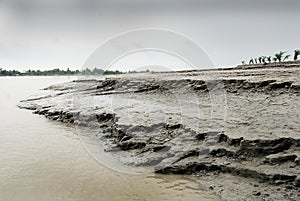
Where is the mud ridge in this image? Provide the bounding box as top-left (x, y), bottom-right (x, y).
top-left (18, 65), bottom-right (300, 200)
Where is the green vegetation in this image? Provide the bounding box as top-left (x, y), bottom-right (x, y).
top-left (0, 68), bottom-right (79, 76)
top-left (242, 49), bottom-right (299, 65)
top-left (80, 68), bottom-right (124, 75)
top-left (0, 67), bottom-right (151, 76)
top-left (294, 49), bottom-right (300, 61)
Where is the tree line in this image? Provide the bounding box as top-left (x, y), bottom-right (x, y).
top-left (242, 49), bottom-right (300, 65)
top-left (0, 68), bottom-right (79, 76)
top-left (0, 68), bottom-right (131, 76)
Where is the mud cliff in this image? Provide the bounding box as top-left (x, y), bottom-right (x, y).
top-left (19, 63), bottom-right (300, 200)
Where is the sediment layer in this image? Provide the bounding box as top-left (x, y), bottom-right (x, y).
top-left (19, 64), bottom-right (300, 200)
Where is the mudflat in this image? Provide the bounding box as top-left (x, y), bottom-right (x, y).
top-left (19, 62), bottom-right (300, 200)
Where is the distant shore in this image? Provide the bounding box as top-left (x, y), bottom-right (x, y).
top-left (2, 61), bottom-right (300, 77)
top-left (0, 68), bottom-right (127, 76)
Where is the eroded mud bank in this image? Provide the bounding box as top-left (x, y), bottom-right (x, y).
top-left (19, 64), bottom-right (300, 200)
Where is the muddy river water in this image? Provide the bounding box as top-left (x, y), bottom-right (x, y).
top-left (0, 76), bottom-right (218, 201)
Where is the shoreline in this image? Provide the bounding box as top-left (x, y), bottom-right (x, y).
top-left (1, 60), bottom-right (300, 77)
top-left (18, 63), bottom-right (300, 200)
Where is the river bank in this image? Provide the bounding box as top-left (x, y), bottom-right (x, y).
top-left (18, 64), bottom-right (300, 200)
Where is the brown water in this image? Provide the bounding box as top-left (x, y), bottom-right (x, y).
top-left (0, 76), bottom-right (218, 201)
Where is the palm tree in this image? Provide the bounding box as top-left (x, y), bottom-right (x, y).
top-left (249, 58), bottom-right (254, 64)
top-left (261, 56), bottom-right (267, 63)
top-left (283, 54), bottom-right (290, 61)
top-left (294, 49), bottom-right (300, 61)
top-left (273, 51), bottom-right (286, 62)
top-left (254, 58), bottom-right (258, 64)
top-left (258, 57), bottom-right (262, 63)
top-left (267, 56), bottom-right (272, 63)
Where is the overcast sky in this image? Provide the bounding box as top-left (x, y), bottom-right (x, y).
top-left (0, 0), bottom-right (299, 71)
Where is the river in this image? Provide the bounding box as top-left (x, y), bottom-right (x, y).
top-left (0, 76), bottom-right (218, 201)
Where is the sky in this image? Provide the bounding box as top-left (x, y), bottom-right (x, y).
top-left (0, 0), bottom-right (299, 71)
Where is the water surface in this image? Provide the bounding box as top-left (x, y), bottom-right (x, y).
top-left (0, 76), bottom-right (218, 201)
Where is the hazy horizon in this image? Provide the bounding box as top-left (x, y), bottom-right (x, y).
top-left (0, 0), bottom-right (299, 71)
